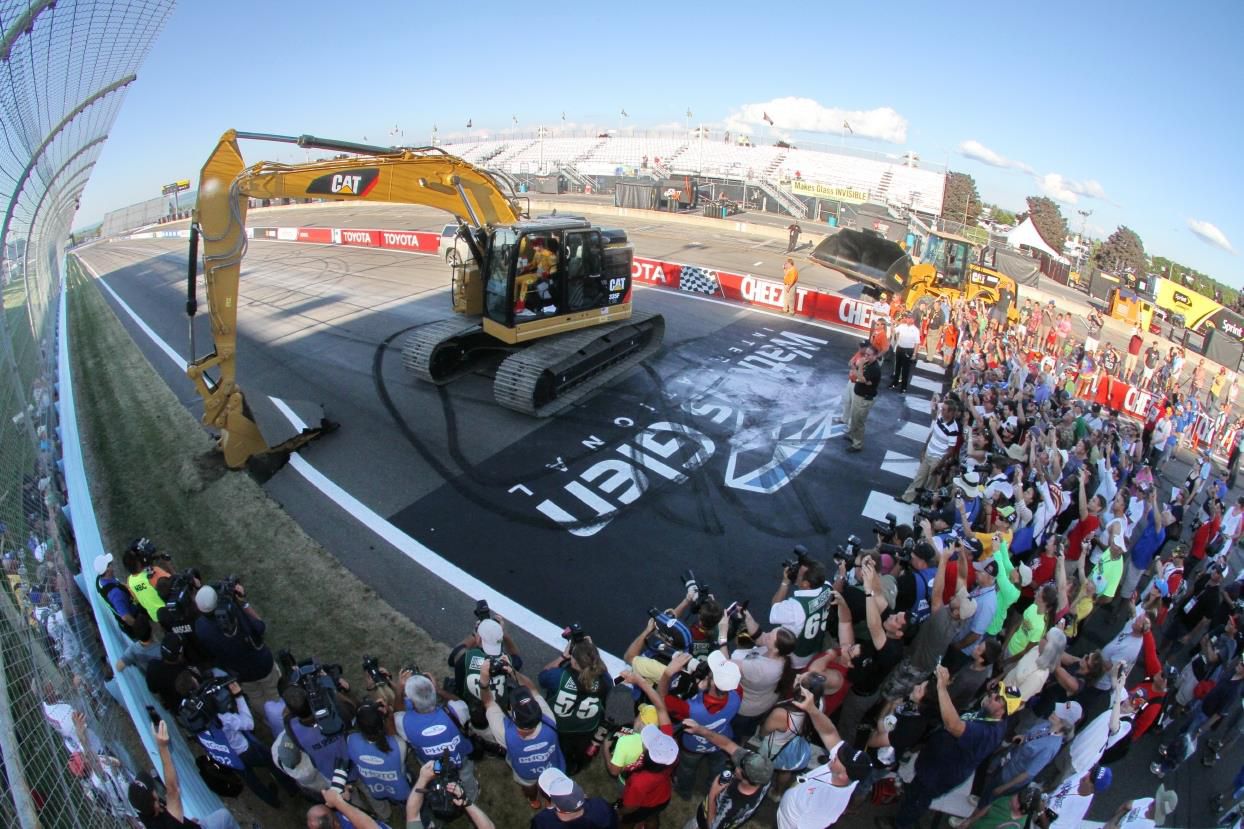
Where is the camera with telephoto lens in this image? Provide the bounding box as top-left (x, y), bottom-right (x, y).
top-left (130, 537), bottom-right (171, 568)
top-left (782, 545), bottom-right (814, 582)
top-left (916, 486), bottom-right (950, 509)
top-left (879, 536), bottom-right (916, 565)
top-left (1016, 782), bottom-right (1047, 815)
top-left (793, 671), bottom-right (827, 705)
top-left (175, 674), bottom-right (235, 733)
top-left (473, 599), bottom-right (492, 622)
top-left (561, 623), bottom-right (587, 644)
top-left (834, 535), bottom-right (862, 569)
top-left (668, 655), bottom-right (712, 700)
top-left (209, 575), bottom-right (244, 630)
top-left (279, 650), bottom-right (347, 736)
top-left (361, 655), bottom-right (389, 688)
top-left (680, 570), bottom-right (711, 612)
top-left (872, 513), bottom-right (898, 543)
top-left (422, 749), bottom-right (464, 822)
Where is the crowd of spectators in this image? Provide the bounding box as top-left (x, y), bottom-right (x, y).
top-left (83, 290), bottom-right (1244, 829)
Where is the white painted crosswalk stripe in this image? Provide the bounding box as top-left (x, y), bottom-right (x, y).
top-left (897, 422), bottom-right (931, 443)
top-left (909, 375), bottom-right (941, 393)
top-left (905, 396), bottom-right (932, 414)
top-left (862, 491), bottom-right (919, 525)
top-left (880, 451), bottom-right (918, 479)
top-left (916, 359), bottom-right (945, 375)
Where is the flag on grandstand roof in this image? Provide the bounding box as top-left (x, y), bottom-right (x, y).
top-left (466, 119), bottom-right (472, 128)
top-left (621, 108), bottom-right (628, 118)
top-left (843, 120), bottom-right (854, 134)
top-left (763, 111), bottom-right (774, 126)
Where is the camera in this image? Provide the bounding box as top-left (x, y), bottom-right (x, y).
top-left (130, 537), bottom-right (170, 568)
top-left (422, 749), bottom-right (464, 822)
top-left (782, 545), bottom-right (813, 582)
top-left (724, 600), bottom-right (750, 644)
top-left (916, 486), bottom-right (950, 509)
top-left (667, 656), bottom-right (711, 700)
top-left (794, 672), bottom-right (827, 705)
top-left (680, 570), bottom-right (711, 612)
top-left (643, 609), bottom-right (692, 663)
top-left (879, 536), bottom-right (916, 565)
top-left (561, 623), bottom-right (587, 644)
top-left (362, 655), bottom-right (389, 688)
top-left (158, 568), bottom-right (201, 635)
top-left (834, 535), bottom-right (862, 569)
top-left (473, 599), bottom-right (492, 622)
top-left (872, 513), bottom-right (898, 542)
top-left (487, 654), bottom-right (510, 676)
top-left (280, 650), bottom-right (347, 736)
top-left (175, 674), bottom-right (235, 733)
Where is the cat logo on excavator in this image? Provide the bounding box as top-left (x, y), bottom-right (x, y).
top-left (306, 168), bottom-right (379, 197)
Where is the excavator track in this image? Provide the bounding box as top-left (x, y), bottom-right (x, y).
top-left (400, 320), bottom-right (498, 385)
top-left (492, 310), bottom-right (665, 417)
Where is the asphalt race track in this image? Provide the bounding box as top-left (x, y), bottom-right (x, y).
top-left (77, 206), bottom-right (1233, 827)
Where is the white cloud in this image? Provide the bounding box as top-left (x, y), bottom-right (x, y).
top-left (1188, 218), bottom-right (1237, 254)
top-left (958, 140), bottom-right (1033, 174)
top-left (1036, 173), bottom-right (1108, 205)
top-left (723, 97), bottom-right (907, 143)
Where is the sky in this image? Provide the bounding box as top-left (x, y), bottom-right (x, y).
top-left (77, 0), bottom-right (1244, 286)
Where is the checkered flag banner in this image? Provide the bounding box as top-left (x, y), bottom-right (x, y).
top-left (679, 265), bottom-right (723, 296)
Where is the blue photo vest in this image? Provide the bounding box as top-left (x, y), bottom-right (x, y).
top-left (681, 691), bottom-right (741, 754)
top-left (196, 726), bottom-right (244, 770)
top-left (911, 567), bottom-right (937, 624)
top-left (346, 732), bottom-right (410, 802)
top-left (289, 717), bottom-right (349, 779)
top-left (502, 716), bottom-right (565, 782)
top-left (400, 706), bottom-right (472, 766)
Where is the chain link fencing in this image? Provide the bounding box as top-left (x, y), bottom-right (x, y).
top-left (0, 1), bottom-right (175, 825)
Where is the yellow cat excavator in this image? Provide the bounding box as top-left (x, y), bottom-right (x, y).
top-left (188, 130), bottom-right (663, 468)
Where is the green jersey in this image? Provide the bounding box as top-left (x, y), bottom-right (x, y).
top-left (459, 647), bottom-right (511, 713)
top-left (545, 669), bottom-right (604, 734)
top-left (791, 585), bottom-right (832, 659)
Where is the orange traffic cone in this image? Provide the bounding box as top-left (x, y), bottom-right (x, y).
top-left (514, 295), bottom-right (526, 314)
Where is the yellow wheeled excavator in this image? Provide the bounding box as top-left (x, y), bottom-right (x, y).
top-left (187, 130), bottom-right (664, 468)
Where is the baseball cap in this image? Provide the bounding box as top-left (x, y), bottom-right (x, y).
top-left (551, 780), bottom-right (587, 813)
top-left (1052, 700), bottom-right (1083, 725)
top-left (127, 772), bottom-right (159, 818)
top-left (1091, 765), bottom-right (1113, 792)
top-left (510, 687), bottom-right (543, 729)
top-left (194, 585), bottom-right (218, 614)
top-left (477, 619), bottom-right (503, 656)
top-left (538, 767), bottom-right (572, 799)
top-left (405, 675), bottom-right (437, 713)
top-left (1154, 784), bottom-right (1178, 824)
top-left (1017, 563), bottom-right (1033, 587)
top-left (159, 633), bottom-right (183, 660)
top-left (707, 651), bottom-right (741, 692)
top-left (637, 703), bottom-right (659, 727)
top-left (641, 724), bottom-right (679, 765)
top-left (912, 541), bottom-right (936, 563)
top-left (838, 746), bottom-right (873, 782)
top-left (732, 748), bottom-right (773, 786)
top-left (998, 685), bottom-right (1023, 715)
top-left (954, 588), bottom-right (977, 618)
top-left (973, 559), bottom-right (999, 578)
top-left (961, 536), bottom-right (985, 557)
top-left (769, 601), bottom-right (804, 634)
top-left (93, 553), bottom-right (112, 576)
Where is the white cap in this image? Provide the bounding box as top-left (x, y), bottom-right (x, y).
top-left (1052, 700), bottom-right (1083, 725)
top-left (477, 619), bottom-right (503, 656)
top-left (93, 553), bottom-right (113, 576)
top-left (707, 650), bottom-right (741, 692)
top-left (1017, 563), bottom-right (1034, 587)
top-left (537, 766), bottom-right (572, 798)
top-left (641, 724), bottom-right (679, 765)
top-left (194, 585), bottom-right (218, 613)
top-left (768, 601), bottom-right (803, 635)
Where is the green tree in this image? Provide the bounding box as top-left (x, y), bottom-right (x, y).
top-left (986, 204), bottom-right (1016, 225)
top-left (1093, 225), bottom-right (1146, 275)
top-left (942, 172), bottom-right (982, 226)
top-left (1023, 196), bottom-right (1069, 252)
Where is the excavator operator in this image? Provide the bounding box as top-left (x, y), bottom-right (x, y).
top-left (515, 236), bottom-right (561, 316)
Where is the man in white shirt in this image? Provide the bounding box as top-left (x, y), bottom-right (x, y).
top-left (1106, 784), bottom-right (1178, 829)
top-left (776, 692), bottom-right (872, 828)
top-left (1149, 413), bottom-right (1173, 470)
top-left (1215, 496), bottom-right (1244, 559)
top-left (1044, 765), bottom-right (1112, 829)
top-left (902, 398), bottom-right (962, 504)
top-left (890, 312), bottom-right (922, 393)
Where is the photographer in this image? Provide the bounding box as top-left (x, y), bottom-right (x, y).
top-left (193, 583), bottom-right (280, 706)
top-left (124, 538), bottom-right (174, 622)
top-left (92, 552), bottom-right (143, 641)
top-left (309, 787), bottom-right (394, 829)
top-left (539, 635), bottom-right (612, 774)
top-left (678, 721), bottom-right (772, 828)
top-left (729, 620), bottom-right (796, 743)
top-left (175, 671), bottom-right (287, 807)
top-left (449, 614), bottom-right (522, 740)
top-left (753, 671), bottom-right (827, 795)
top-left (660, 651), bottom-right (742, 800)
top-left (146, 634), bottom-right (207, 712)
top-left (769, 551), bottom-right (831, 669)
top-left (394, 672), bottom-right (479, 801)
top-left (403, 762), bottom-right (495, 829)
top-left (127, 720), bottom-right (240, 829)
top-left (775, 691), bottom-right (873, 829)
top-left (480, 657), bottom-right (564, 808)
top-left (669, 578), bottom-right (725, 660)
top-left (281, 680), bottom-right (354, 782)
top-left (837, 557), bottom-right (906, 747)
top-left (346, 699), bottom-right (412, 811)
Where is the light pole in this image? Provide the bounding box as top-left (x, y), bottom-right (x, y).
top-left (1077, 209), bottom-right (1092, 273)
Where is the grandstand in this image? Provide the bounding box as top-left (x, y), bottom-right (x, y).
top-left (439, 130), bottom-right (946, 216)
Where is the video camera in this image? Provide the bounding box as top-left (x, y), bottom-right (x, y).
top-left (782, 545), bottom-right (814, 582)
top-left (160, 568), bottom-right (200, 620)
top-left (130, 537), bottom-right (171, 568)
top-left (422, 749), bottom-right (465, 822)
top-left (279, 650), bottom-right (347, 736)
top-left (361, 655), bottom-right (390, 689)
top-left (642, 609), bottom-right (692, 663)
top-left (175, 674), bottom-right (235, 733)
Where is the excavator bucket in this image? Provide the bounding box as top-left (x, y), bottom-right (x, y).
top-left (808, 229), bottom-right (912, 297)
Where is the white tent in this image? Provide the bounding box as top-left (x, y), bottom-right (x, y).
top-left (1006, 217), bottom-right (1068, 263)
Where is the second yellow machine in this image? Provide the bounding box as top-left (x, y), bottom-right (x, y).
top-left (188, 130), bottom-right (664, 468)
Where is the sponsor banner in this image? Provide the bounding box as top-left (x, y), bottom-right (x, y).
top-left (296, 227), bottom-right (332, 244)
top-left (377, 229), bottom-right (438, 254)
top-left (789, 180), bottom-right (869, 204)
top-left (338, 228), bottom-right (380, 247)
top-left (252, 227), bottom-right (278, 240)
top-left (276, 227), bottom-right (298, 241)
top-left (632, 257), bottom-right (682, 290)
